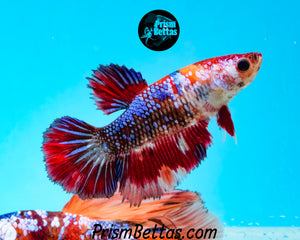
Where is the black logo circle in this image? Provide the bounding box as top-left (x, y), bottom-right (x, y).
top-left (138, 10), bottom-right (180, 51)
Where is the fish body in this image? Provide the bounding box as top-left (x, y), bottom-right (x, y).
top-left (101, 52), bottom-right (262, 150)
top-left (0, 210), bottom-right (128, 240)
top-left (43, 53), bottom-right (262, 205)
top-left (0, 191), bottom-right (223, 240)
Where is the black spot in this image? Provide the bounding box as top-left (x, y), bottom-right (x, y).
top-left (237, 59), bottom-right (250, 71)
top-left (237, 82), bottom-right (245, 87)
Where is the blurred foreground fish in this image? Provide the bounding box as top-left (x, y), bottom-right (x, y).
top-left (42, 53), bottom-right (262, 206)
top-left (0, 191), bottom-right (223, 239)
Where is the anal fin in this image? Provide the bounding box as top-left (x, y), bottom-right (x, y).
top-left (119, 120), bottom-right (212, 206)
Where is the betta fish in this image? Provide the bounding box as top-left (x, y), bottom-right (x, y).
top-left (0, 191), bottom-right (223, 239)
top-left (42, 52), bottom-right (262, 206)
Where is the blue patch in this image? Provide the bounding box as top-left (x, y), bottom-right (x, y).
top-left (162, 84), bottom-right (169, 90)
top-left (183, 105), bottom-right (189, 111)
top-left (24, 212), bottom-right (30, 218)
top-left (137, 108), bottom-right (144, 114)
top-left (159, 91), bottom-right (170, 100)
top-left (103, 143), bottom-right (107, 151)
top-left (145, 125), bottom-right (150, 131)
top-left (172, 72), bottom-right (181, 84)
top-left (153, 122), bottom-right (158, 128)
top-left (164, 116), bottom-right (169, 122)
top-left (174, 102), bottom-right (179, 108)
top-left (156, 103), bottom-right (161, 108)
top-left (142, 114), bottom-right (146, 118)
top-left (0, 212), bottom-right (17, 220)
top-left (175, 84), bottom-right (183, 95)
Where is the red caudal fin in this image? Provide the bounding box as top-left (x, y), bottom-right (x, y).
top-left (88, 64), bottom-right (148, 115)
top-left (217, 105), bottom-right (235, 137)
top-left (43, 116), bottom-right (211, 205)
top-left (119, 120), bottom-right (212, 206)
top-left (63, 191), bottom-right (223, 240)
top-left (42, 116), bottom-right (122, 198)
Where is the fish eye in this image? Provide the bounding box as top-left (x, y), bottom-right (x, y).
top-left (237, 59), bottom-right (250, 72)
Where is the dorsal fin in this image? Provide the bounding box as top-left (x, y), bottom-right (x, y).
top-left (88, 64), bottom-right (148, 115)
top-left (217, 105), bottom-right (235, 136)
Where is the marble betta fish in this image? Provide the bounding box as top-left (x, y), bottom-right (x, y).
top-left (42, 52), bottom-right (262, 206)
top-left (0, 191), bottom-right (223, 239)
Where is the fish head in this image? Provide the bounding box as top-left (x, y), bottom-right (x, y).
top-left (202, 52), bottom-right (262, 109)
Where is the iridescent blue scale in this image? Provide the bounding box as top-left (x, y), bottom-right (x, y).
top-left (99, 70), bottom-right (198, 151)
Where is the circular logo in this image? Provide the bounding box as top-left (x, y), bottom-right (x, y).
top-left (138, 10), bottom-right (180, 51)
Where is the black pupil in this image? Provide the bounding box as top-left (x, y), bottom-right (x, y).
top-left (237, 59), bottom-right (250, 71)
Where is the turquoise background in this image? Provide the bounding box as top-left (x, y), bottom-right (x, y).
top-left (0, 0), bottom-right (299, 226)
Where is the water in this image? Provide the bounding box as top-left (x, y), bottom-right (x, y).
top-left (0, 0), bottom-right (299, 239)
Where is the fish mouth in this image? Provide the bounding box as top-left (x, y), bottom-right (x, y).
top-left (252, 52), bottom-right (263, 70)
top-left (248, 52), bottom-right (262, 64)
top-left (257, 52), bottom-right (263, 71)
